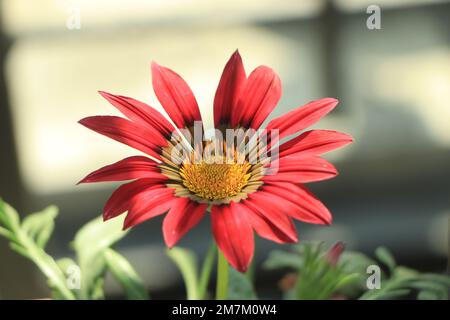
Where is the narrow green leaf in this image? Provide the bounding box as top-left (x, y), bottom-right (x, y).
top-left (332, 273), bottom-right (361, 292)
top-left (104, 248), bottom-right (149, 300)
top-left (166, 247), bottom-right (200, 300)
top-left (0, 200), bottom-right (75, 300)
top-left (22, 205), bottom-right (58, 249)
top-left (198, 242), bottom-right (216, 299)
top-left (9, 242), bottom-right (30, 258)
top-left (91, 278), bottom-right (105, 300)
top-left (417, 289), bottom-right (447, 300)
top-left (0, 226), bottom-right (15, 240)
top-left (0, 199), bottom-right (20, 231)
top-left (375, 247), bottom-right (396, 273)
top-left (411, 280), bottom-right (446, 291)
top-left (420, 273), bottom-right (450, 286)
top-left (57, 257), bottom-right (77, 271)
top-left (73, 215), bottom-right (128, 300)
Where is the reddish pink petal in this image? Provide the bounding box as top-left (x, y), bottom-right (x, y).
top-left (78, 156), bottom-right (165, 184)
top-left (264, 156), bottom-right (337, 183)
top-left (253, 189), bottom-right (327, 224)
top-left (261, 182), bottom-right (332, 224)
top-left (151, 62), bottom-right (202, 129)
top-left (267, 98), bottom-right (338, 140)
top-left (98, 91), bottom-right (175, 137)
top-left (213, 50), bottom-right (246, 127)
top-left (124, 186), bottom-right (175, 229)
top-left (163, 198), bottom-right (207, 248)
top-left (279, 130), bottom-right (353, 158)
top-left (240, 199), bottom-right (298, 243)
top-left (79, 116), bottom-right (166, 160)
top-left (231, 66), bottom-right (281, 129)
top-left (103, 179), bottom-right (163, 221)
top-left (211, 203), bottom-right (254, 272)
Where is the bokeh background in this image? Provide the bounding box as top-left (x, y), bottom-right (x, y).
top-left (0, 0), bottom-right (449, 298)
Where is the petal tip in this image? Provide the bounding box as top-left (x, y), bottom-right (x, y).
top-left (122, 219), bottom-right (132, 230)
top-left (77, 117), bottom-right (88, 126)
top-left (98, 90), bottom-right (114, 100)
top-left (231, 49), bottom-right (242, 60)
top-left (165, 240), bottom-right (175, 249)
top-left (151, 61), bottom-right (161, 71)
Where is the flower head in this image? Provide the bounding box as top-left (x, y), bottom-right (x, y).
top-left (78, 50), bottom-right (353, 272)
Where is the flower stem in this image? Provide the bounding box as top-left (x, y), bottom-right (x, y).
top-left (216, 248), bottom-right (229, 300)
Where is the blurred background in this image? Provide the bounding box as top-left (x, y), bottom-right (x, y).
top-left (0, 0), bottom-right (449, 299)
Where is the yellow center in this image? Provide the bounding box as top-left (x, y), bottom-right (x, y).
top-left (179, 160), bottom-right (251, 201)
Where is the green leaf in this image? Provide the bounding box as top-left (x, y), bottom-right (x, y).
top-left (337, 251), bottom-right (378, 296)
top-left (0, 199), bottom-right (75, 300)
top-left (9, 241), bottom-right (31, 258)
top-left (104, 248), bottom-right (149, 300)
top-left (0, 225), bottom-right (15, 241)
top-left (417, 289), bottom-right (447, 300)
top-left (73, 215), bottom-right (128, 299)
top-left (91, 278), bottom-right (105, 299)
top-left (370, 288), bottom-right (412, 300)
top-left (166, 247), bottom-right (200, 300)
top-left (0, 199), bottom-right (20, 231)
top-left (228, 267), bottom-right (257, 300)
top-left (57, 257), bottom-right (78, 271)
top-left (420, 273), bottom-right (450, 286)
top-left (332, 273), bottom-right (361, 292)
top-left (411, 280), bottom-right (447, 292)
top-left (198, 242), bottom-right (217, 299)
top-left (339, 251), bottom-right (377, 274)
top-left (375, 247), bottom-right (396, 273)
top-left (22, 205), bottom-right (58, 249)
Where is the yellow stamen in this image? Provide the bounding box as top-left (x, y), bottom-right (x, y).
top-left (180, 160), bottom-right (251, 201)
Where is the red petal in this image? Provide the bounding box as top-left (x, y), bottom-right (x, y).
top-left (263, 156), bottom-right (337, 183)
top-left (124, 186), bottom-right (175, 229)
top-left (103, 179), bottom-right (163, 221)
top-left (151, 62), bottom-right (202, 129)
top-left (261, 182), bottom-right (332, 224)
top-left (211, 203), bottom-right (254, 272)
top-left (280, 130), bottom-right (353, 158)
top-left (231, 66), bottom-right (281, 129)
top-left (163, 198), bottom-right (207, 248)
top-left (267, 98), bottom-right (338, 140)
top-left (78, 156), bottom-right (165, 184)
top-left (239, 199), bottom-right (298, 243)
top-left (79, 116), bottom-right (166, 160)
top-left (98, 91), bottom-right (175, 137)
top-left (213, 50), bottom-right (246, 127)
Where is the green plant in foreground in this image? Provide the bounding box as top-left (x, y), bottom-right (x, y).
top-left (0, 198), bottom-right (148, 299)
top-left (166, 245), bottom-right (257, 300)
top-left (264, 242), bottom-right (450, 300)
top-left (1, 198), bottom-right (448, 300)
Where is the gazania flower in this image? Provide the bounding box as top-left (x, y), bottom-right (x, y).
top-left (78, 50), bottom-right (352, 272)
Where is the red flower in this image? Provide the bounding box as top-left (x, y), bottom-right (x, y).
top-left (78, 50), bottom-right (353, 272)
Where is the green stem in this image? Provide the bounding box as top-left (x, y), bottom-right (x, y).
top-left (19, 233), bottom-right (76, 300)
top-left (198, 241), bottom-right (217, 299)
top-left (216, 249), bottom-right (229, 300)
